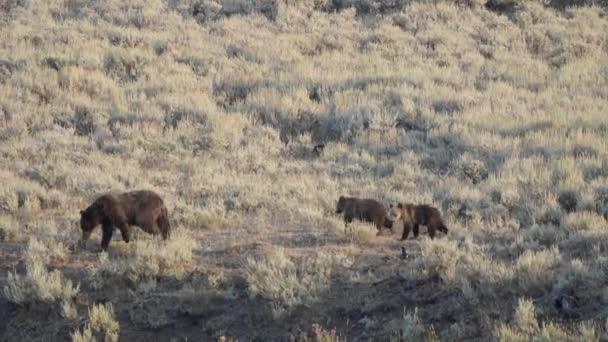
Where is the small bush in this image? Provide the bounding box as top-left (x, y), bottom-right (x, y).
top-left (558, 190), bottom-right (580, 213)
top-left (61, 300), bottom-right (78, 320)
top-left (400, 308), bottom-right (425, 341)
top-left (72, 106), bottom-right (97, 136)
top-left (88, 303), bottom-right (120, 342)
top-left (245, 246), bottom-right (352, 317)
top-left (344, 221), bottom-right (378, 244)
top-left (514, 247), bottom-right (561, 294)
top-left (563, 211), bottom-right (608, 231)
top-left (91, 228), bottom-right (196, 284)
top-left (3, 255), bottom-right (79, 305)
top-left (451, 154), bottom-right (488, 184)
top-left (496, 298), bottom-right (602, 341)
top-left (70, 325), bottom-right (95, 342)
top-left (311, 323), bottom-right (340, 342)
top-left (26, 236), bottom-right (69, 264)
top-left (71, 303), bottom-right (120, 342)
top-left (0, 215), bottom-right (20, 241)
top-left (103, 49), bottom-right (147, 82)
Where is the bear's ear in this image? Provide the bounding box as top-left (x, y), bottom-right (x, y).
top-left (80, 210), bottom-right (84, 215)
top-left (397, 203), bottom-right (403, 209)
top-left (338, 195), bottom-right (345, 201)
top-left (389, 203), bottom-right (393, 209)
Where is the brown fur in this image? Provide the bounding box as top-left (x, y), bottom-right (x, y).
top-left (336, 196), bottom-right (393, 235)
top-left (79, 190), bottom-right (171, 251)
top-left (389, 203), bottom-right (448, 240)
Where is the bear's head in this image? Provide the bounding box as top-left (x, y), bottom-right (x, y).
top-left (79, 204), bottom-right (101, 241)
top-left (388, 202), bottom-right (406, 222)
top-left (336, 196), bottom-right (347, 214)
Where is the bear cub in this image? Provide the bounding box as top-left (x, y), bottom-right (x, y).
top-left (389, 203), bottom-right (448, 240)
top-left (336, 196), bottom-right (393, 235)
top-left (79, 190), bottom-right (171, 251)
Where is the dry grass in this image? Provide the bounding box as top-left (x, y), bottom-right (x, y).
top-left (3, 254), bottom-right (79, 306)
top-left (71, 303), bottom-right (120, 342)
top-left (496, 298), bottom-right (604, 341)
top-left (344, 221), bottom-right (379, 244)
top-left (90, 228), bottom-right (196, 285)
top-left (244, 246), bottom-right (352, 317)
top-left (1, 0), bottom-right (608, 339)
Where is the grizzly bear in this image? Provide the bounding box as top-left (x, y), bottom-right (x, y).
top-left (389, 203), bottom-right (448, 240)
top-left (79, 190), bottom-right (171, 251)
top-left (336, 196), bottom-right (393, 235)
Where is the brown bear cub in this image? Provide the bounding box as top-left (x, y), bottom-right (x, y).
top-left (79, 190), bottom-right (171, 251)
top-left (336, 196), bottom-right (393, 235)
top-left (389, 203), bottom-right (448, 240)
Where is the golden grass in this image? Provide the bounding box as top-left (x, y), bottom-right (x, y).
top-left (1, 0), bottom-right (608, 339)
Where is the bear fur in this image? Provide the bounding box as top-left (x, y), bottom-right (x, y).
top-left (79, 190), bottom-right (171, 251)
top-left (389, 203), bottom-right (448, 240)
top-left (336, 196), bottom-right (393, 235)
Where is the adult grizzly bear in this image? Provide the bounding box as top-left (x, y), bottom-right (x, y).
top-left (389, 203), bottom-right (448, 240)
top-left (336, 196), bottom-right (393, 235)
top-left (79, 190), bottom-right (171, 251)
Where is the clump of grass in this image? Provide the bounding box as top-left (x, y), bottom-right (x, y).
top-left (0, 215), bottom-right (20, 241)
top-left (61, 299), bottom-right (78, 320)
top-left (450, 153), bottom-right (488, 184)
top-left (1, 0), bottom-right (608, 339)
top-left (88, 303), bottom-right (120, 341)
top-left (563, 211), bottom-right (608, 232)
top-left (3, 254), bottom-right (79, 305)
top-left (103, 49), bottom-right (148, 82)
top-left (91, 228), bottom-right (196, 285)
top-left (26, 236), bottom-right (69, 264)
top-left (399, 308), bottom-right (426, 341)
top-left (70, 326), bottom-right (95, 342)
top-left (389, 307), bottom-right (438, 342)
top-left (311, 323), bottom-right (341, 342)
top-left (244, 246), bottom-right (352, 317)
top-left (71, 303), bottom-right (120, 342)
top-left (344, 221), bottom-right (378, 244)
top-left (403, 238), bottom-right (513, 302)
top-left (513, 247), bottom-right (561, 295)
top-left (496, 298), bottom-right (602, 341)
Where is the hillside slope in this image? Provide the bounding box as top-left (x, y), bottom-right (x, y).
top-left (1, 0), bottom-right (608, 340)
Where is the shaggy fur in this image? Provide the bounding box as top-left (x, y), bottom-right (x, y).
top-left (336, 196), bottom-right (393, 235)
top-left (389, 203), bottom-right (448, 240)
top-left (79, 190), bottom-right (171, 251)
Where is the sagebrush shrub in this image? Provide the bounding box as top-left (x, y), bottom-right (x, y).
top-left (91, 228), bottom-right (196, 284)
top-left (3, 255), bottom-right (79, 305)
top-left (245, 246), bottom-right (352, 317)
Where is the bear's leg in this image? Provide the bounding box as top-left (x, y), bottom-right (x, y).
top-left (375, 220), bottom-right (384, 236)
top-left (160, 227), bottom-right (169, 240)
top-left (100, 224), bottom-right (114, 251)
top-left (428, 225), bottom-right (436, 239)
top-left (374, 218), bottom-right (382, 234)
top-left (157, 210), bottom-right (171, 240)
top-left (344, 216), bottom-right (353, 235)
top-left (157, 220), bottom-right (169, 240)
top-left (400, 222), bottom-right (411, 241)
top-left (113, 219), bottom-right (131, 243)
top-left (438, 220), bottom-right (449, 234)
top-left (413, 223), bottom-right (420, 238)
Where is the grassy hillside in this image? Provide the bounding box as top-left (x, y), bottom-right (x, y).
top-left (1, 0), bottom-right (608, 340)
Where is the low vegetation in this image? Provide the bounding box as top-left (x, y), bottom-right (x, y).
top-left (3, 254), bottom-right (79, 306)
top-left (71, 303), bottom-right (120, 342)
top-left (245, 246), bottom-right (353, 317)
top-left (1, 0), bottom-right (607, 340)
